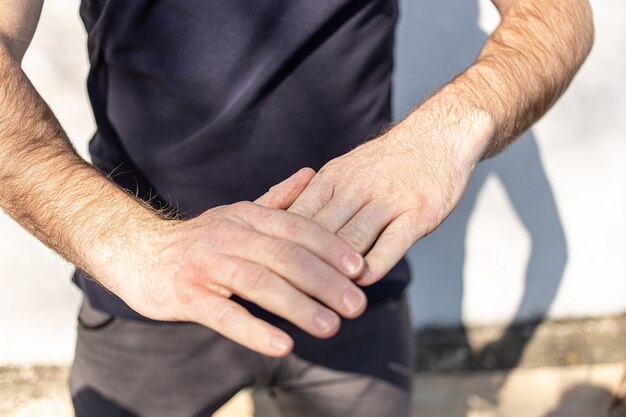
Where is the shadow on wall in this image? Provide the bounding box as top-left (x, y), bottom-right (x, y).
top-left (252, 1), bottom-right (569, 416)
top-left (394, 0), bottom-right (568, 413)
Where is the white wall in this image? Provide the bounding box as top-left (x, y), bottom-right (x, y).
top-left (396, 0), bottom-right (626, 328)
top-left (0, 0), bottom-right (624, 364)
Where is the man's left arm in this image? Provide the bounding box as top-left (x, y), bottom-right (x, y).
top-left (288, 0), bottom-right (594, 285)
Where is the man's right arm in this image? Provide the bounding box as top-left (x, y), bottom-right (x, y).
top-left (0, 1), bottom-right (162, 290)
top-left (0, 1), bottom-right (367, 357)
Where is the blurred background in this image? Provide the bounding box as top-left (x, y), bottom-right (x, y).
top-left (0, 0), bottom-right (624, 416)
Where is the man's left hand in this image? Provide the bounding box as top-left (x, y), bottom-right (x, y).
top-left (288, 114), bottom-right (492, 286)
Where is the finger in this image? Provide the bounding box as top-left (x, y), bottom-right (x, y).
top-left (287, 176), bottom-right (334, 218)
top-left (188, 294), bottom-right (294, 357)
top-left (337, 202), bottom-right (395, 254)
top-left (223, 223), bottom-right (368, 318)
top-left (310, 192), bottom-right (367, 233)
top-left (255, 167), bottom-right (316, 209)
top-left (237, 202), bottom-right (365, 278)
top-left (356, 212), bottom-right (425, 286)
top-left (214, 256), bottom-right (341, 338)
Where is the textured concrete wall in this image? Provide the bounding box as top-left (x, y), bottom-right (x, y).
top-left (0, 0), bottom-right (624, 364)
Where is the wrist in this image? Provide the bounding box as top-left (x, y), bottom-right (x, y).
top-left (452, 107), bottom-right (496, 167)
top-left (81, 195), bottom-right (177, 299)
top-left (388, 87), bottom-right (495, 172)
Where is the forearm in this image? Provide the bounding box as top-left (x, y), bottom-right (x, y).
top-left (0, 44), bottom-right (162, 293)
top-left (395, 0), bottom-right (594, 163)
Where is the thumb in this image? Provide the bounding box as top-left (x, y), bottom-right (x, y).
top-left (255, 168), bottom-right (316, 209)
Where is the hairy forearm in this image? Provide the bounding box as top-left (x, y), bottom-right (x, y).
top-left (396, 0), bottom-right (594, 163)
top-left (0, 44), bottom-right (161, 293)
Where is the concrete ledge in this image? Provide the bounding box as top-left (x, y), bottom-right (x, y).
top-left (0, 366), bottom-right (72, 417)
top-left (414, 313), bottom-right (626, 371)
top-left (3, 363), bottom-right (626, 417)
top-left (3, 315), bottom-right (626, 416)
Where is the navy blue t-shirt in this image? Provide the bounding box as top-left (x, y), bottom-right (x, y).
top-left (75, 0), bottom-right (410, 320)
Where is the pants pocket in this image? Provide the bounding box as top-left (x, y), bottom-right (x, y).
top-left (77, 298), bottom-right (116, 331)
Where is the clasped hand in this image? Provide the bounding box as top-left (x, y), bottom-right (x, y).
top-left (288, 127), bottom-right (476, 287)
top-left (121, 124), bottom-right (478, 358)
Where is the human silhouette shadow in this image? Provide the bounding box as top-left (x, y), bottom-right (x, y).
top-left (250, 1), bottom-right (568, 415)
top-left (394, 0), bottom-right (568, 413)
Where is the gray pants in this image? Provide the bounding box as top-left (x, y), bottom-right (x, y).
top-left (69, 294), bottom-right (412, 417)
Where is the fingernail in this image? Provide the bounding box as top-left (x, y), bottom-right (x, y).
top-left (341, 252), bottom-right (364, 276)
top-left (314, 310), bottom-right (338, 333)
top-left (342, 287), bottom-right (366, 314)
top-left (270, 335), bottom-right (290, 353)
top-left (359, 264), bottom-right (370, 280)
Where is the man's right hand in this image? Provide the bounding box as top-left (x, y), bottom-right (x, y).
top-left (0, 3), bottom-right (366, 358)
top-left (95, 169), bottom-right (368, 357)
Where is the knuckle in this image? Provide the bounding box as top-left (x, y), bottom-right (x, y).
top-left (338, 225), bottom-right (369, 251)
top-left (240, 266), bottom-right (270, 293)
top-left (172, 263), bottom-right (203, 301)
top-left (282, 217), bottom-right (304, 237)
top-left (205, 204), bottom-right (229, 217)
top-left (210, 303), bottom-right (237, 328)
top-left (317, 164), bottom-right (333, 176)
top-left (320, 158), bottom-right (341, 173)
top-left (311, 274), bottom-right (338, 295)
top-left (271, 240), bottom-right (301, 265)
top-left (174, 282), bottom-right (199, 306)
top-left (405, 207), bottom-right (438, 234)
top-left (412, 194), bottom-right (437, 221)
top-left (225, 265), bottom-right (242, 287)
top-left (346, 177), bottom-right (370, 196)
top-left (288, 203), bottom-right (308, 217)
top-left (231, 200), bottom-right (254, 215)
top-left (208, 218), bottom-right (235, 235)
top-left (405, 208), bottom-right (425, 225)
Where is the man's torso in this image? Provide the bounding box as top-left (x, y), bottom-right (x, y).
top-left (74, 0), bottom-right (410, 320)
